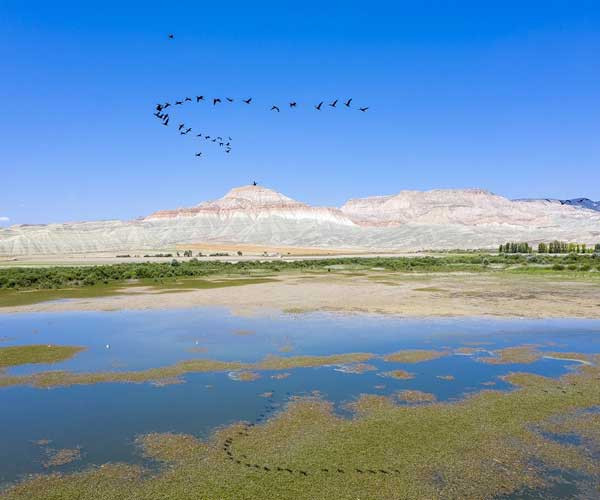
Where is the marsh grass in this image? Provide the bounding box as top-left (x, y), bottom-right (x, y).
top-left (4, 360), bottom-right (600, 500)
top-left (377, 369), bottom-right (414, 380)
top-left (0, 353), bottom-right (376, 389)
top-left (42, 448), bottom-right (82, 468)
top-left (481, 346), bottom-right (542, 364)
top-left (0, 345), bottom-right (85, 368)
top-left (0, 277), bottom-right (277, 308)
top-left (383, 349), bottom-right (448, 363)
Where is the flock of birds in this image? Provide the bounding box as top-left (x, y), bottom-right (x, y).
top-left (154, 34), bottom-right (369, 158)
top-left (221, 389), bottom-right (406, 477)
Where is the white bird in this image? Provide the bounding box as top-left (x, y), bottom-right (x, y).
top-left (105, 344), bottom-right (110, 349)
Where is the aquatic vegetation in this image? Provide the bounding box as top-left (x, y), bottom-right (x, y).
top-left (396, 390), bottom-right (437, 403)
top-left (0, 353), bottom-right (377, 389)
top-left (0, 345), bottom-right (85, 368)
top-left (377, 369), bottom-right (414, 380)
top-left (4, 360), bottom-right (600, 500)
top-left (229, 371), bottom-right (261, 382)
top-left (256, 353), bottom-right (374, 370)
top-left (383, 349), bottom-right (448, 363)
top-left (42, 448), bottom-right (81, 468)
top-left (480, 345), bottom-right (542, 364)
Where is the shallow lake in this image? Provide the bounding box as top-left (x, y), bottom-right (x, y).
top-left (1, 309), bottom-right (600, 491)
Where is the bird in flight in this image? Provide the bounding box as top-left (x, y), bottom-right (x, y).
top-left (184, 97), bottom-right (192, 102)
top-left (178, 123), bottom-right (185, 131)
top-left (289, 102), bottom-right (297, 108)
top-left (344, 98), bottom-right (352, 107)
top-left (175, 100), bottom-right (183, 105)
top-left (226, 97), bottom-right (234, 102)
top-left (195, 152), bottom-right (202, 157)
top-left (185, 128), bottom-right (192, 134)
top-left (243, 98), bottom-right (252, 104)
top-left (253, 181), bottom-right (257, 186)
top-left (163, 102), bottom-right (171, 108)
top-left (196, 133), bottom-right (203, 137)
top-left (213, 98), bottom-right (221, 105)
top-left (329, 99), bottom-right (338, 108)
top-left (359, 107), bottom-right (369, 112)
top-left (168, 34), bottom-right (174, 39)
top-left (271, 105), bottom-right (280, 112)
top-left (156, 104), bottom-right (163, 111)
top-left (315, 101), bottom-right (323, 110)
top-left (163, 118), bottom-right (169, 126)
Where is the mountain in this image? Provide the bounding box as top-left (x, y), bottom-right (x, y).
top-left (2, 185), bottom-right (600, 256)
top-left (515, 198), bottom-right (600, 212)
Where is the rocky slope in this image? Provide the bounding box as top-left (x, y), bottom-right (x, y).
top-left (515, 197), bottom-right (600, 212)
top-left (1, 185), bottom-right (600, 256)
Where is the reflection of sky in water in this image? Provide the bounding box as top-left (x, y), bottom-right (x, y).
top-left (0, 310), bottom-right (599, 487)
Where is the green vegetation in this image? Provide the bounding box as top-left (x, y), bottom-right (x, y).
top-left (0, 277), bottom-right (276, 308)
top-left (500, 240), bottom-right (599, 254)
top-left (499, 242), bottom-right (533, 254)
top-left (2, 254), bottom-right (600, 293)
top-left (4, 360), bottom-right (600, 500)
top-left (0, 352), bottom-right (376, 389)
top-left (0, 345), bottom-right (85, 369)
top-left (383, 349), bottom-right (448, 363)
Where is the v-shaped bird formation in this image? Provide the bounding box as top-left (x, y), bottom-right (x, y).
top-left (154, 96), bottom-right (368, 157)
top-left (156, 35), bottom-right (368, 158)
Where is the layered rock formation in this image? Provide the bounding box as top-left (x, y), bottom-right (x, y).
top-left (1, 185), bottom-right (600, 256)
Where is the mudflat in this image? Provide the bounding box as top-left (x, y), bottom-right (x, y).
top-left (2, 272), bottom-right (599, 318)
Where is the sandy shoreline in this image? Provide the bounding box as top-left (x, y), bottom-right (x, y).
top-left (2, 273), bottom-right (600, 318)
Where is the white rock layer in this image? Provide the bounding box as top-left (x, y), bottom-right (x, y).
top-left (1, 185), bottom-right (600, 255)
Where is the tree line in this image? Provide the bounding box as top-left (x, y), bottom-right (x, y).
top-left (499, 241), bottom-right (600, 254)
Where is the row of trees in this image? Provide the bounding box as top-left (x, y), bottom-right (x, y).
top-left (498, 242), bottom-right (533, 254)
top-left (500, 241), bottom-right (600, 254)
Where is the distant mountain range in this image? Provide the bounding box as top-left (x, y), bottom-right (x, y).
top-left (514, 198), bottom-right (600, 212)
top-left (2, 186), bottom-right (600, 256)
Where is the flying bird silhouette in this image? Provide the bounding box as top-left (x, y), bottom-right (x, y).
top-left (359, 107), bottom-right (369, 112)
top-left (163, 102), bottom-right (171, 108)
top-left (315, 101), bottom-right (323, 110)
top-left (271, 105), bottom-right (280, 112)
top-left (243, 98), bottom-right (252, 104)
top-left (289, 102), bottom-right (297, 108)
top-left (196, 96), bottom-right (204, 102)
top-left (226, 97), bottom-right (234, 102)
top-left (329, 99), bottom-right (338, 107)
top-left (344, 98), bottom-right (352, 107)
top-left (185, 128), bottom-right (192, 133)
top-left (178, 123), bottom-right (184, 130)
top-left (195, 152), bottom-right (202, 157)
top-left (162, 118), bottom-right (169, 126)
top-left (175, 101), bottom-right (183, 105)
top-left (168, 34), bottom-right (174, 39)
top-left (213, 98), bottom-right (221, 105)
top-left (184, 97), bottom-right (191, 102)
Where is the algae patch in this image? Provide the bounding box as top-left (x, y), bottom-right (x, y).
top-left (0, 345), bottom-right (85, 369)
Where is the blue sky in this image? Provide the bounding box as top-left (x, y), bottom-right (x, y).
top-left (2, 1), bottom-right (599, 225)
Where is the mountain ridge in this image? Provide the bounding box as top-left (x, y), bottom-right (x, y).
top-left (2, 185), bottom-right (600, 256)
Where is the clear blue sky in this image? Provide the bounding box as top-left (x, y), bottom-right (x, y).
top-left (2, 1), bottom-right (599, 225)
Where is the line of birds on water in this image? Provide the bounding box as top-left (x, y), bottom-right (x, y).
top-left (220, 389), bottom-right (406, 477)
top-left (157, 34), bottom-right (369, 158)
